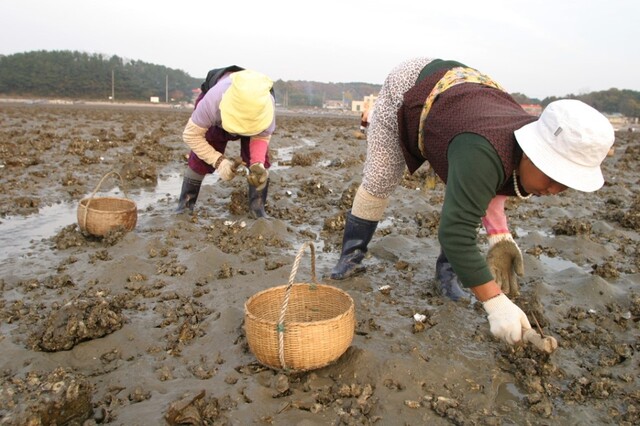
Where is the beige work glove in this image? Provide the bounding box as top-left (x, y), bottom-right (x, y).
top-left (247, 162), bottom-right (269, 190)
top-left (486, 233), bottom-right (524, 296)
top-left (483, 294), bottom-right (532, 344)
top-left (216, 157), bottom-right (243, 182)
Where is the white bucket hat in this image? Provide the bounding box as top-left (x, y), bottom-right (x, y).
top-left (514, 99), bottom-right (615, 192)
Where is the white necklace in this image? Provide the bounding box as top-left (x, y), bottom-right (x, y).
top-left (513, 170), bottom-right (532, 200)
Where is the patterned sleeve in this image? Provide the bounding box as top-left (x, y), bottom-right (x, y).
top-left (362, 57), bottom-right (433, 199)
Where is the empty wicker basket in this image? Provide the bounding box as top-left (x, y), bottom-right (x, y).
top-left (244, 242), bottom-right (355, 372)
top-left (77, 171), bottom-right (137, 237)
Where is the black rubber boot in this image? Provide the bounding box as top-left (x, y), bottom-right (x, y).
top-left (176, 176), bottom-right (202, 213)
top-left (435, 250), bottom-right (469, 301)
top-left (248, 179), bottom-right (269, 219)
top-left (330, 211), bottom-right (378, 280)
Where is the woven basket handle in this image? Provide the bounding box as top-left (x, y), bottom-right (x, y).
top-left (82, 171), bottom-right (129, 227)
top-left (277, 241), bottom-right (318, 369)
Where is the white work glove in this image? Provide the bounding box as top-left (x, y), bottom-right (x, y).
top-left (247, 162), bottom-right (269, 190)
top-left (486, 233), bottom-right (524, 296)
top-left (483, 294), bottom-right (532, 344)
top-left (216, 157), bottom-right (239, 182)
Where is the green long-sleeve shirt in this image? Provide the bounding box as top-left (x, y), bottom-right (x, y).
top-left (439, 133), bottom-right (506, 287)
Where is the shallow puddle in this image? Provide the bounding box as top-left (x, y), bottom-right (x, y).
top-left (538, 254), bottom-right (589, 272)
top-left (0, 172), bottom-right (184, 263)
top-left (0, 141), bottom-right (307, 264)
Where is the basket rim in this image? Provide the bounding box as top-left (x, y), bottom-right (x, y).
top-left (78, 196), bottom-right (137, 212)
top-left (244, 282), bottom-right (355, 327)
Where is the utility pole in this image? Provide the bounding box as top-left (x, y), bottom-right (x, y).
top-left (111, 69), bottom-right (115, 101)
top-left (165, 75), bottom-right (168, 103)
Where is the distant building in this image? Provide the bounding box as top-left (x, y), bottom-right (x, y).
top-left (605, 112), bottom-right (632, 131)
top-left (323, 100), bottom-right (345, 110)
top-left (520, 104), bottom-right (542, 116)
top-left (352, 94), bottom-right (378, 113)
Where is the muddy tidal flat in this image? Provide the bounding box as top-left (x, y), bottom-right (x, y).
top-left (0, 102), bottom-right (639, 425)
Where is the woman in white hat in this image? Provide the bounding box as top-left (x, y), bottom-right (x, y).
top-left (177, 67), bottom-right (275, 218)
top-left (329, 57), bottom-right (615, 345)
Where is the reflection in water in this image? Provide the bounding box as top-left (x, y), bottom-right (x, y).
top-left (538, 254), bottom-right (588, 272)
top-left (272, 137), bottom-right (316, 170)
top-left (0, 140), bottom-right (311, 264)
top-left (496, 382), bottom-right (526, 406)
top-left (0, 172), bottom-right (184, 263)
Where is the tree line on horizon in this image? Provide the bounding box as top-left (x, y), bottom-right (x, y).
top-left (0, 50), bottom-right (382, 108)
top-left (0, 50), bottom-right (638, 117)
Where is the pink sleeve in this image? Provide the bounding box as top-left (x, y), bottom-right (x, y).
top-left (249, 137), bottom-right (270, 165)
top-left (482, 195), bottom-right (509, 235)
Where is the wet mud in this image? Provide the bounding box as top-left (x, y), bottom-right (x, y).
top-left (0, 102), bottom-right (638, 425)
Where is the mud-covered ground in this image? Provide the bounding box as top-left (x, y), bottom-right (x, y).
top-left (0, 102), bottom-right (638, 425)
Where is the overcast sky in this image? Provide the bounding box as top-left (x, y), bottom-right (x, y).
top-left (1, 0), bottom-right (637, 99)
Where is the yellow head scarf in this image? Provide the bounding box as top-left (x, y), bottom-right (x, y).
top-left (220, 70), bottom-right (274, 136)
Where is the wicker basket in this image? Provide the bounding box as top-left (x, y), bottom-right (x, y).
top-left (244, 242), bottom-right (355, 372)
top-left (77, 171), bottom-right (137, 237)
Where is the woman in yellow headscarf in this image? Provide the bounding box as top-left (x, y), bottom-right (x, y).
top-left (177, 67), bottom-right (275, 218)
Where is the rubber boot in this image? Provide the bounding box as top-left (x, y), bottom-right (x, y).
top-left (435, 250), bottom-right (469, 301)
top-left (248, 179), bottom-right (269, 219)
top-left (176, 174), bottom-right (203, 213)
top-left (330, 211), bottom-right (378, 280)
